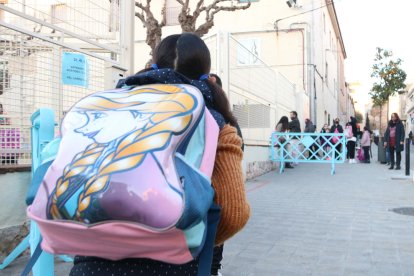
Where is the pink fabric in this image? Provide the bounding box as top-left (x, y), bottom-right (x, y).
top-left (199, 110), bottom-right (219, 177)
top-left (28, 206), bottom-right (193, 264)
top-left (390, 126), bottom-right (396, 138)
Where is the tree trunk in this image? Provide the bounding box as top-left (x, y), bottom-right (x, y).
top-left (380, 105), bottom-right (383, 136)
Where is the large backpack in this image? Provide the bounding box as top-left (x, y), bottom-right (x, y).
top-left (27, 84), bottom-right (219, 264)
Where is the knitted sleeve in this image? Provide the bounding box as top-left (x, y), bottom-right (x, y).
top-left (211, 125), bottom-right (250, 245)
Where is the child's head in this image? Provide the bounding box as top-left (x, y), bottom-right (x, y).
top-left (153, 34), bottom-right (181, 69)
top-left (175, 33), bottom-right (211, 80)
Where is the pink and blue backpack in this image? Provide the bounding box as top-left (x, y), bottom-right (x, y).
top-left (26, 84), bottom-right (220, 273)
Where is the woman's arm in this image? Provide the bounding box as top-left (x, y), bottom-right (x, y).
top-left (211, 125), bottom-right (250, 245)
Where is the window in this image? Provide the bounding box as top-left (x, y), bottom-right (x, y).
top-left (109, 0), bottom-right (120, 32)
top-left (0, 62), bottom-right (10, 95)
top-left (237, 38), bottom-right (261, 66)
top-left (325, 62), bottom-right (328, 81)
top-left (323, 13), bottom-right (326, 33)
top-left (51, 4), bottom-right (67, 24)
top-left (329, 31), bottom-right (332, 49)
top-left (165, 0), bottom-right (181, 26)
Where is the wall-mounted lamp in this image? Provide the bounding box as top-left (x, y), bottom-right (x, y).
top-left (286, 0), bottom-right (297, 8)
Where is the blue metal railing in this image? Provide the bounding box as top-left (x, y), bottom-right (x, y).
top-left (270, 132), bottom-right (347, 175)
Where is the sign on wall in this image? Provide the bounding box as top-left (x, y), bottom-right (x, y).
top-left (61, 52), bottom-right (89, 87)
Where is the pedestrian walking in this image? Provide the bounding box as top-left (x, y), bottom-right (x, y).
top-left (384, 113), bottom-right (405, 170)
top-left (345, 122), bottom-right (356, 163)
top-left (275, 116), bottom-right (293, 168)
top-left (288, 111), bottom-right (301, 165)
top-left (68, 33), bottom-right (250, 276)
top-left (304, 118), bottom-right (317, 160)
top-left (360, 126), bottom-right (372, 163)
top-left (319, 124), bottom-right (331, 159)
top-left (330, 118), bottom-right (343, 159)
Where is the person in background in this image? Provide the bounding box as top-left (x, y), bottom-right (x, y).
top-left (288, 111), bottom-right (301, 165)
top-left (349, 116), bottom-right (358, 137)
top-left (275, 116), bottom-right (293, 169)
top-left (360, 126), bottom-right (372, 163)
top-left (304, 118), bottom-right (317, 160)
top-left (330, 118), bottom-right (344, 159)
top-left (345, 122), bottom-right (356, 163)
top-left (208, 73), bottom-right (244, 276)
top-left (384, 113), bottom-right (405, 170)
top-left (319, 124), bottom-right (331, 159)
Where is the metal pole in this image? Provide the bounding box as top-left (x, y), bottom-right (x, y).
top-left (118, 0), bottom-right (135, 74)
top-left (406, 137), bottom-right (410, 176)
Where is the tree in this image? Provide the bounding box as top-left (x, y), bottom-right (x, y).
top-left (370, 47), bottom-right (407, 134)
top-left (365, 112), bottom-right (370, 129)
top-left (355, 111), bottom-right (363, 123)
top-left (135, 0), bottom-right (252, 55)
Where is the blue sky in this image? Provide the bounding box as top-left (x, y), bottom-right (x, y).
top-left (335, 0), bottom-right (414, 85)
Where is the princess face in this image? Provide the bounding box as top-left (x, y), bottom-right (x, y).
top-left (75, 110), bottom-right (151, 144)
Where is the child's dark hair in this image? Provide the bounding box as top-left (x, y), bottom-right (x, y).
top-left (175, 33), bottom-right (211, 80)
top-left (135, 34), bottom-right (182, 74)
top-left (153, 34), bottom-right (181, 69)
top-left (174, 33), bottom-right (238, 127)
top-left (277, 116), bottom-right (289, 131)
top-left (209, 73), bottom-right (222, 87)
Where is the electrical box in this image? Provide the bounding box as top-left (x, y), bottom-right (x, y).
top-left (105, 64), bottom-right (127, 90)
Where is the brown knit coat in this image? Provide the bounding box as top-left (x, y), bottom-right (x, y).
top-left (212, 125), bottom-right (250, 245)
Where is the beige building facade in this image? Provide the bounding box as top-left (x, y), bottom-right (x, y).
top-left (133, 0), bottom-right (350, 130)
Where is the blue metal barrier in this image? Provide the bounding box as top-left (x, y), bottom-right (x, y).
top-left (270, 132), bottom-right (346, 175)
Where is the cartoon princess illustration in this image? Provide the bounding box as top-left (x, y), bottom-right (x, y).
top-left (47, 85), bottom-right (197, 227)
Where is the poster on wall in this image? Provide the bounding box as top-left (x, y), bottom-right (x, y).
top-left (61, 52), bottom-right (89, 88)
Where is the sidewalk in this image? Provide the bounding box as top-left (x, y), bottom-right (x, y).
top-left (221, 147), bottom-right (414, 275)
top-left (1, 146), bottom-right (414, 275)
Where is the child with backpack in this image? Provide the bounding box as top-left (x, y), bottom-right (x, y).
top-left (345, 122), bottom-right (356, 163)
top-left (26, 33), bottom-right (250, 276)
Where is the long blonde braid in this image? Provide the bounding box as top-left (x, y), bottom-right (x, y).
top-left (49, 85), bottom-right (196, 221)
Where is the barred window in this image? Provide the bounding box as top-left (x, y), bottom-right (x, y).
top-left (0, 61), bottom-right (10, 96)
top-left (165, 0), bottom-right (181, 26)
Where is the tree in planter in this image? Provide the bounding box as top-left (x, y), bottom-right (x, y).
top-left (135, 0), bottom-right (252, 55)
top-left (370, 47), bottom-right (406, 135)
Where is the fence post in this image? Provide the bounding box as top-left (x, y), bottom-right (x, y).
top-left (406, 138), bottom-right (410, 176)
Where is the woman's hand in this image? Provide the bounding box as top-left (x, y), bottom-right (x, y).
top-left (384, 142), bottom-right (387, 148)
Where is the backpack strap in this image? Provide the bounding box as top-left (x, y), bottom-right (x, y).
top-left (26, 137), bottom-right (61, 205)
top-left (197, 203), bottom-right (221, 276)
top-left (25, 159), bottom-right (54, 205)
top-left (20, 238), bottom-right (43, 276)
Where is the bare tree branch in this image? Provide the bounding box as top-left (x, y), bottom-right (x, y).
top-left (135, 0), bottom-right (252, 55)
top-left (195, 0), bottom-right (251, 36)
top-left (135, 11), bottom-right (145, 23)
top-left (135, 0), bottom-right (164, 55)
